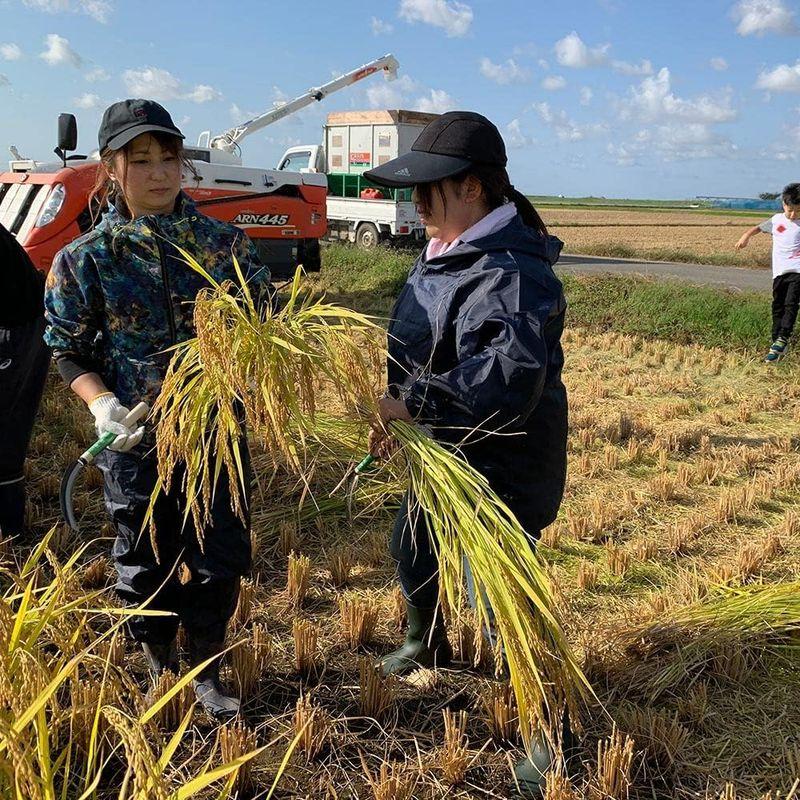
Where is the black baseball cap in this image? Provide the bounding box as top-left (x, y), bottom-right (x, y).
top-left (364, 111), bottom-right (507, 188)
top-left (98, 99), bottom-right (184, 152)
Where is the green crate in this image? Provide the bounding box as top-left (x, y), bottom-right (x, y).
top-left (326, 173), bottom-right (413, 202)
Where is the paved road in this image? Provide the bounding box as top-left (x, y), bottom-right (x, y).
top-left (557, 253), bottom-right (771, 293)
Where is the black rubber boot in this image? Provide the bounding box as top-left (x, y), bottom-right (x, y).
top-left (188, 633), bottom-right (240, 722)
top-left (141, 640), bottom-right (179, 677)
top-left (378, 603), bottom-right (452, 676)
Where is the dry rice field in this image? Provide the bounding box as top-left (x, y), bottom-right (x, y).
top-left (538, 209), bottom-right (773, 268)
top-left (10, 329), bottom-right (800, 799)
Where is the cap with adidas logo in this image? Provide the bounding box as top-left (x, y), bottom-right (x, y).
top-left (364, 111), bottom-right (507, 189)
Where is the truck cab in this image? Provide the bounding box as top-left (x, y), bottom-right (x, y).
top-left (277, 146), bottom-right (325, 174)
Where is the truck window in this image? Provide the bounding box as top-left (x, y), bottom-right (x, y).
top-left (279, 151), bottom-right (312, 172)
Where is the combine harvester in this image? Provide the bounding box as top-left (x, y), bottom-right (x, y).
top-left (0, 54), bottom-right (399, 279)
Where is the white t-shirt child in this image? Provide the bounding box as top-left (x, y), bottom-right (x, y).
top-left (759, 213), bottom-right (800, 278)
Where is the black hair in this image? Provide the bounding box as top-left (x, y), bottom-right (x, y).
top-left (783, 183), bottom-right (800, 206)
top-left (414, 164), bottom-right (548, 237)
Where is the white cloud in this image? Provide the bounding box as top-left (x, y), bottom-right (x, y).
top-left (554, 31), bottom-right (610, 68)
top-left (732, 0), bottom-right (798, 36)
top-left (611, 59), bottom-right (653, 76)
top-left (0, 74), bottom-right (9, 87)
top-left (84, 66), bottom-right (109, 82)
top-left (398, 0), bottom-right (473, 37)
top-left (123, 67), bottom-right (222, 104)
top-left (710, 56), bottom-right (729, 71)
top-left (24, 0), bottom-right (112, 23)
top-left (542, 75), bottom-right (567, 91)
top-left (74, 92), bottom-right (100, 109)
top-left (414, 88), bottom-right (457, 113)
top-left (505, 118), bottom-right (533, 148)
top-left (620, 67), bottom-right (736, 123)
top-left (229, 103), bottom-right (258, 124)
top-left (39, 34), bottom-right (82, 67)
top-left (371, 16), bottom-right (394, 34)
top-left (1, 43), bottom-right (22, 61)
top-left (366, 74), bottom-right (417, 108)
top-left (479, 57), bottom-right (531, 85)
top-left (609, 123), bottom-right (738, 165)
top-left (537, 58), bottom-right (550, 70)
top-left (756, 61), bottom-right (800, 92)
top-left (579, 86), bottom-right (593, 105)
top-left (533, 101), bottom-right (608, 141)
top-left (183, 84), bottom-right (222, 103)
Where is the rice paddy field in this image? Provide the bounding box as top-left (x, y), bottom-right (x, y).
top-left (537, 207), bottom-right (773, 269)
top-left (6, 252), bottom-right (800, 800)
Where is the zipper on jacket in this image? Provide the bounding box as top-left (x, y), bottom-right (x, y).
top-left (151, 221), bottom-right (177, 345)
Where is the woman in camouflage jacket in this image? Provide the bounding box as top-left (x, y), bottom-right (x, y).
top-left (44, 99), bottom-right (271, 720)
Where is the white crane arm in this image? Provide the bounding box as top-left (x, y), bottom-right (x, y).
top-left (210, 54), bottom-right (399, 152)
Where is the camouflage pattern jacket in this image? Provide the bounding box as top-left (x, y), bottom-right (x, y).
top-left (44, 193), bottom-right (271, 409)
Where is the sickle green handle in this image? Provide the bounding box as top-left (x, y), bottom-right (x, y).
top-left (355, 453), bottom-right (376, 474)
top-left (80, 401), bottom-right (149, 462)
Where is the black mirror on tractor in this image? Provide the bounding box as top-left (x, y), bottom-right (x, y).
top-left (55, 113), bottom-right (77, 167)
top-left (58, 114), bottom-right (77, 152)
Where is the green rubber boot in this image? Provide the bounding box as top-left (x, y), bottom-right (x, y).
top-left (378, 603), bottom-right (452, 676)
top-left (512, 716), bottom-right (580, 798)
top-left (512, 735), bottom-right (554, 799)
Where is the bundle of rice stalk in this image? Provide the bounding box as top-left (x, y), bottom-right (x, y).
top-left (149, 253), bottom-right (383, 534)
top-left (386, 421), bottom-right (591, 748)
top-left (619, 581), bottom-right (800, 699)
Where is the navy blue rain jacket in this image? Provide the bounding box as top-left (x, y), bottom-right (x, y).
top-left (387, 214), bottom-right (568, 532)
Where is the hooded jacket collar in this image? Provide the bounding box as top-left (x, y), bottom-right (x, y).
top-left (422, 213), bottom-right (563, 269)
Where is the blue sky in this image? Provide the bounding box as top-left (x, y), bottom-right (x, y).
top-left (1, 0), bottom-right (798, 199)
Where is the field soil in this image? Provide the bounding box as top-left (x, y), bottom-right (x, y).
top-left (16, 323), bottom-right (800, 798)
top-left (537, 208), bottom-right (773, 269)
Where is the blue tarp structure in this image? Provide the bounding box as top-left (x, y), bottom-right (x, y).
top-left (697, 196), bottom-right (783, 211)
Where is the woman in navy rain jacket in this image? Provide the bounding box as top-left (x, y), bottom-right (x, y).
top-left (364, 112), bottom-right (569, 797)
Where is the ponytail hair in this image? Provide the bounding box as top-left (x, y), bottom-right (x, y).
top-left (424, 163), bottom-right (547, 237)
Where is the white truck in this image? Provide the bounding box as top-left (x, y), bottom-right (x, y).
top-left (277, 110), bottom-right (437, 248)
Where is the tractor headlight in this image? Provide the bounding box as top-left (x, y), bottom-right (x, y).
top-left (35, 183), bottom-right (65, 228)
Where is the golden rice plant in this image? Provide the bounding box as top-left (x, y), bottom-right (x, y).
top-left (149, 667), bottom-right (193, 731)
top-left (327, 546), bottom-right (353, 587)
top-left (384, 421), bottom-right (590, 749)
top-left (287, 551), bottom-right (311, 609)
top-left (621, 581), bottom-right (800, 698)
top-left (233, 577), bottom-right (256, 628)
top-left (439, 709), bottom-right (470, 786)
top-left (358, 658), bottom-right (395, 720)
top-left (148, 256), bottom-right (383, 536)
top-left (577, 561), bottom-right (600, 591)
top-left (294, 692), bottom-right (332, 762)
top-left (390, 585), bottom-right (406, 631)
top-left (481, 681), bottom-right (518, 744)
top-left (339, 594), bottom-right (379, 649)
top-left (606, 544), bottom-right (631, 578)
top-left (293, 618), bottom-right (319, 678)
top-left (360, 754), bottom-right (419, 800)
top-left (590, 725), bottom-right (636, 800)
top-left (0, 532), bottom-right (269, 799)
top-left (218, 720), bottom-right (259, 795)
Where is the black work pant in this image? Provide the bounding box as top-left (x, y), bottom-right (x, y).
top-left (0, 316), bottom-right (50, 533)
top-left (389, 491), bottom-right (540, 610)
top-left (97, 446), bottom-right (252, 645)
top-left (772, 272), bottom-right (800, 341)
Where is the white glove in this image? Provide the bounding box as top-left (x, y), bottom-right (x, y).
top-left (88, 393), bottom-right (145, 453)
